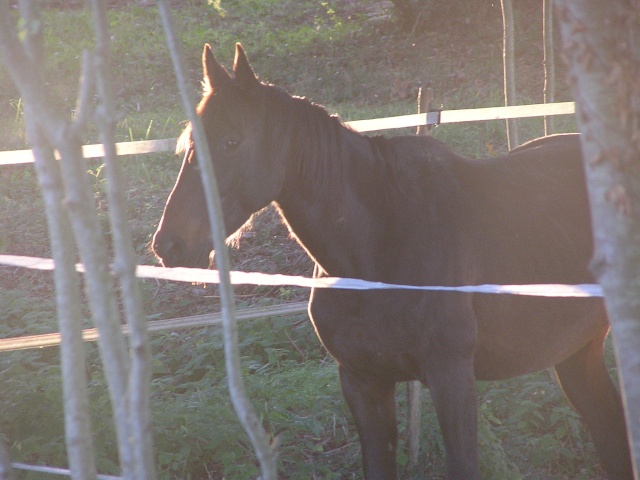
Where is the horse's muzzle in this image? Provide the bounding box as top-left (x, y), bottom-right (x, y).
top-left (152, 231), bottom-right (211, 268)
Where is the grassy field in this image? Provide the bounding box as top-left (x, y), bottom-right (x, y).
top-left (0, 1), bottom-right (612, 479)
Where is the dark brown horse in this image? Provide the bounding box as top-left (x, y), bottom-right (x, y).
top-left (153, 44), bottom-right (632, 479)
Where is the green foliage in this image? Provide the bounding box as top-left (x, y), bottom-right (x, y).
top-left (0, 291), bottom-right (66, 473)
top-left (0, 297), bottom-right (357, 479)
top-left (476, 374), bottom-right (600, 479)
top-left (0, 289), bottom-right (612, 478)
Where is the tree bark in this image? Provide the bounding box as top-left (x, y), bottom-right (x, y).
top-left (556, 1), bottom-right (640, 477)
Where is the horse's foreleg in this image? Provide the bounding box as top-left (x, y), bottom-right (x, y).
top-left (338, 366), bottom-right (398, 480)
top-left (554, 329), bottom-right (633, 480)
top-left (425, 355), bottom-right (479, 480)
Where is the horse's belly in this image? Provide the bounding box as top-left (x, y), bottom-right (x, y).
top-left (308, 289), bottom-right (435, 381)
top-left (472, 295), bottom-right (607, 380)
top-left (309, 288), bottom-right (607, 383)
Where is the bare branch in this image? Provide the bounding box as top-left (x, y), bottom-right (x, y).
top-left (7, 3), bottom-right (99, 479)
top-left (70, 51), bottom-right (96, 138)
top-left (157, 2), bottom-right (277, 478)
top-left (88, 0), bottom-right (156, 477)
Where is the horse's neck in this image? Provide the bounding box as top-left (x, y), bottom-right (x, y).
top-left (276, 127), bottom-right (384, 278)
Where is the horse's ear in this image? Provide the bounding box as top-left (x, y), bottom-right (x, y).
top-left (233, 43), bottom-right (258, 90)
top-left (202, 43), bottom-right (231, 94)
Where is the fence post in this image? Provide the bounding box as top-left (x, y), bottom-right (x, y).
top-left (404, 85), bottom-right (434, 469)
top-left (543, 0), bottom-right (555, 135)
top-left (0, 436), bottom-right (14, 480)
top-left (416, 85), bottom-right (433, 136)
top-left (501, 0), bottom-right (519, 149)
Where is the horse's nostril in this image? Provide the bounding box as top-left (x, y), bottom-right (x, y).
top-left (153, 232), bottom-right (186, 267)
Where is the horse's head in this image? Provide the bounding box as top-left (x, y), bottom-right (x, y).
top-left (153, 44), bottom-right (286, 267)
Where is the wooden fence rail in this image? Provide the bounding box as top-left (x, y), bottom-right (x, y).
top-left (0, 301), bottom-right (308, 352)
top-left (0, 101), bottom-right (575, 166)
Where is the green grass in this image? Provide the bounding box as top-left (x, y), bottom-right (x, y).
top-left (0, 1), bottom-right (609, 479)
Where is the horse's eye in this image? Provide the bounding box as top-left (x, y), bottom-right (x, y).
top-left (224, 138), bottom-right (240, 150)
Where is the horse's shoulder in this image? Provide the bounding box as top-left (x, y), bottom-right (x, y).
top-left (366, 135), bottom-right (467, 205)
top-left (371, 134), bottom-right (464, 171)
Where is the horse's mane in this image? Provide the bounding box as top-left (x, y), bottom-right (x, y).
top-left (176, 79), bottom-right (397, 202)
top-left (175, 123), bottom-right (193, 156)
top-left (262, 84), bottom-right (388, 200)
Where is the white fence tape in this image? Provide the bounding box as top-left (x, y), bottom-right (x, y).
top-left (0, 254), bottom-right (602, 352)
top-left (0, 102), bottom-right (576, 165)
top-left (346, 112), bottom-right (434, 132)
top-left (10, 463), bottom-right (120, 480)
top-left (0, 254), bottom-right (602, 298)
top-left (347, 102), bottom-right (575, 132)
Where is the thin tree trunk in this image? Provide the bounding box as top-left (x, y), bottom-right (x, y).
top-left (0, 6), bottom-right (143, 478)
top-left (88, 2), bottom-right (155, 477)
top-left (556, 1), bottom-right (640, 477)
top-left (56, 123), bottom-right (135, 480)
top-left (157, 3), bottom-right (277, 479)
top-left (4, 4), bottom-right (98, 479)
top-left (28, 123), bottom-right (100, 480)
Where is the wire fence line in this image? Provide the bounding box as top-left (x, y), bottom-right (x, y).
top-left (0, 253), bottom-right (602, 353)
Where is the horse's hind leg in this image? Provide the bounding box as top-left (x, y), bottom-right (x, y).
top-left (338, 366), bottom-right (398, 480)
top-left (554, 326), bottom-right (632, 479)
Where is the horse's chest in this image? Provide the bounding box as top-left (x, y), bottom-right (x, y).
top-left (308, 289), bottom-right (445, 380)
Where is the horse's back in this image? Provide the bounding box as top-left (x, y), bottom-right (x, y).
top-left (460, 134), bottom-right (602, 379)
top-left (374, 133), bottom-right (601, 378)
top-left (379, 133), bottom-right (590, 284)
top-left (465, 134), bottom-right (595, 309)
top-left (509, 132), bottom-right (581, 154)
